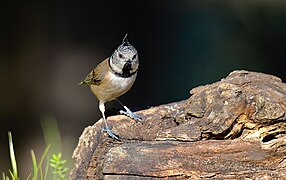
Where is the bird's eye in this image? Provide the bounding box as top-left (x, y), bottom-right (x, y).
top-left (132, 55), bottom-right (137, 59)
top-left (118, 53), bottom-right (123, 58)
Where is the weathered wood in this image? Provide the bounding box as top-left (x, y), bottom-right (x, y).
top-left (71, 70), bottom-right (286, 179)
top-left (103, 140), bottom-right (285, 179)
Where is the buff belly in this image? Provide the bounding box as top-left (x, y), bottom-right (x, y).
top-left (90, 71), bottom-right (137, 102)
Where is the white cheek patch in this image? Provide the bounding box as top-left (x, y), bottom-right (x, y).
top-left (109, 58), bottom-right (122, 74)
top-left (131, 63), bottom-right (139, 74)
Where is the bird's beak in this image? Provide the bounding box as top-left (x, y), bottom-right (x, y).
top-left (123, 60), bottom-right (132, 71)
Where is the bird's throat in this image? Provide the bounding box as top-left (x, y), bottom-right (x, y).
top-left (122, 62), bottom-right (132, 77)
top-left (109, 59), bottom-right (136, 78)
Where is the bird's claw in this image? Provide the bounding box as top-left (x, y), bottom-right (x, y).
top-left (120, 109), bottom-right (142, 122)
top-left (101, 128), bottom-right (120, 140)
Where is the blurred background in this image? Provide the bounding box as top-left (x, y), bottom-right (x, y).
top-left (1, 0), bottom-right (286, 177)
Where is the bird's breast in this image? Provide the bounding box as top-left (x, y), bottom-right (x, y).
top-left (90, 71), bottom-right (137, 102)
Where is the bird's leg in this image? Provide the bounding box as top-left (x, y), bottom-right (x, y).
top-left (99, 101), bottom-right (120, 140)
top-left (115, 99), bottom-right (142, 122)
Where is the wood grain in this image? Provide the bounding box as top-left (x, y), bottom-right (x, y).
top-left (71, 70), bottom-right (286, 179)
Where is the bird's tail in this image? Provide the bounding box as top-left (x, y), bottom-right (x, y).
top-left (78, 80), bottom-right (87, 86)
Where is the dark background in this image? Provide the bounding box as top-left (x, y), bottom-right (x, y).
top-left (1, 0), bottom-right (286, 176)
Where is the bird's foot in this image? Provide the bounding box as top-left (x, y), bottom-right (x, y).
top-left (101, 128), bottom-right (120, 140)
top-left (120, 107), bottom-right (142, 123)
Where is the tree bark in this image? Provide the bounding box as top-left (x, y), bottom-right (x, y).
top-left (71, 70), bottom-right (286, 179)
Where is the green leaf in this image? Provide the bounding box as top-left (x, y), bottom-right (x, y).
top-left (37, 144), bottom-right (51, 173)
top-left (49, 164), bottom-right (57, 168)
top-left (8, 132), bottom-right (18, 180)
top-left (49, 159), bottom-right (56, 163)
top-left (30, 150), bottom-right (38, 180)
top-left (58, 160), bottom-right (66, 164)
top-left (49, 152), bottom-right (68, 180)
top-left (25, 173), bottom-right (31, 180)
top-left (43, 155), bottom-right (49, 180)
top-left (39, 166), bottom-right (43, 180)
top-left (2, 172), bottom-right (6, 180)
top-left (8, 170), bottom-right (15, 180)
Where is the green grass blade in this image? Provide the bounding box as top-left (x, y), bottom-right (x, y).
top-left (2, 172), bottom-right (6, 180)
top-left (30, 150), bottom-right (37, 180)
top-left (8, 170), bottom-right (15, 180)
top-left (41, 117), bottom-right (62, 153)
top-left (36, 144), bottom-right (51, 172)
top-left (26, 145), bottom-right (50, 180)
top-left (43, 155), bottom-right (49, 180)
top-left (25, 173), bottom-right (31, 180)
top-left (39, 166), bottom-right (43, 180)
top-left (8, 132), bottom-right (18, 179)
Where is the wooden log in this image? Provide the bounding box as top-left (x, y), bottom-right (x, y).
top-left (71, 70), bottom-right (286, 179)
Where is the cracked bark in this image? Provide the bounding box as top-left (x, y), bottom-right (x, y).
top-left (71, 70), bottom-right (286, 179)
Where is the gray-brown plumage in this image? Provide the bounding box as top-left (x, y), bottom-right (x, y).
top-left (79, 59), bottom-right (108, 86)
top-left (79, 35), bottom-right (140, 140)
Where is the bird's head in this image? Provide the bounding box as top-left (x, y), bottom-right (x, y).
top-left (109, 34), bottom-right (139, 77)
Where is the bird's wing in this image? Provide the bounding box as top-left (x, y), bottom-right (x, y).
top-left (78, 58), bottom-right (109, 86)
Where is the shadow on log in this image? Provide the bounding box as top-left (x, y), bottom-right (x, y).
top-left (71, 70), bottom-right (286, 179)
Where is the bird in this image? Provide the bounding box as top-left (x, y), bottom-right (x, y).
top-left (79, 34), bottom-right (141, 140)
